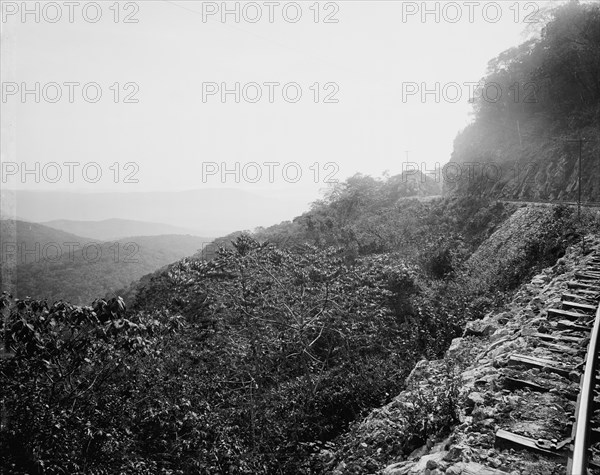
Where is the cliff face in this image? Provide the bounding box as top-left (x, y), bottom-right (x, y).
top-left (443, 1), bottom-right (600, 202)
top-left (319, 226), bottom-right (600, 475)
top-left (443, 125), bottom-right (600, 203)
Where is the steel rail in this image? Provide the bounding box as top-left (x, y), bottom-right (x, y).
top-left (569, 303), bottom-right (600, 474)
top-left (498, 199), bottom-right (600, 208)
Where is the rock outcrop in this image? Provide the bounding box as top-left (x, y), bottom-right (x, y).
top-left (321, 235), bottom-right (600, 474)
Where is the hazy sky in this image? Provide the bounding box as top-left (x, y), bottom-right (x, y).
top-left (2, 0), bottom-right (567, 200)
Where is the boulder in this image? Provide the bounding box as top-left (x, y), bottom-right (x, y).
top-left (464, 319), bottom-right (497, 337)
top-left (447, 337), bottom-right (464, 359)
top-left (467, 392), bottom-right (485, 407)
top-left (406, 452), bottom-right (447, 474)
top-left (382, 461), bottom-right (414, 475)
top-left (443, 444), bottom-right (466, 462)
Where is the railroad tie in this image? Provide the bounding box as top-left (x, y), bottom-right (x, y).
top-left (494, 255), bottom-right (600, 472)
top-left (562, 301), bottom-right (598, 313)
top-left (547, 308), bottom-right (592, 321)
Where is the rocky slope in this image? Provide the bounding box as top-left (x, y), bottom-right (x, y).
top-left (318, 219), bottom-right (600, 474)
top-left (443, 1), bottom-right (600, 204)
top-left (444, 129), bottom-right (600, 204)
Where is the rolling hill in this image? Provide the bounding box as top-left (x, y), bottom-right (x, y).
top-left (7, 188), bottom-right (313, 236)
top-left (0, 220), bottom-right (213, 304)
top-left (42, 218), bottom-right (208, 241)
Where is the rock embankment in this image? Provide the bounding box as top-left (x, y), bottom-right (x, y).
top-left (322, 235), bottom-right (600, 475)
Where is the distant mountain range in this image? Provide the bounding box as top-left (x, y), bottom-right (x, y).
top-left (42, 218), bottom-right (208, 241)
top-left (0, 178), bottom-right (442, 305)
top-left (5, 188), bottom-right (314, 236)
top-left (0, 220), bottom-right (213, 305)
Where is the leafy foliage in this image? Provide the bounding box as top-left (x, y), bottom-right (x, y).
top-left (3, 200), bottom-right (597, 473)
top-left (3, 3), bottom-right (600, 472)
top-left (0, 294), bottom-right (184, 474)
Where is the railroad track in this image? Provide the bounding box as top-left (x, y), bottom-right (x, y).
top-left (497, 199), bottom-right (600, 209)
top-left (493, 250), bottom-right (600, 474)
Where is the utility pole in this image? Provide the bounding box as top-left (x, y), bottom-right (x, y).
top-left (564, 138), bottom-right (591, 253)
top-left (402, 150), bottom-right (411, 182)
top-left (578, 138), bottom-right (584, 252)
top-left (578, 138), bottom-right (582, 220)
top-left (565, 138), bottom-right (588, 219)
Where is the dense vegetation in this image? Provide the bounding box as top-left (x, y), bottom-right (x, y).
top-left (2, 2), bottom-right (599, 473)
top-left (0, 220), bottom-right (208, 304)
top-left (3, 186), bottom-right (596, 473)
top-left (447, 0), bottom-right (600, 201)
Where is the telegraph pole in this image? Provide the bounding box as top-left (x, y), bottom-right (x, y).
top-left (565, 138), bottom-right (587, 220)
top-left (578, 138), bottom-right (582, 220)
top-left (402, 150), bottom-right (410, 178)
top-left (564, 138), bottom-right (590, 252)
top-left (578, 138), bottom-right (584, 252)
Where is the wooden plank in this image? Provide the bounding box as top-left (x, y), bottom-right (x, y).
top-left (590, 428), bottom-right (600, 444)
top-left (562, 301), bottom-right (597, 312)
top-left (568, 289), bottom-right (600, 295)
top-left (508, 354), bottom-right (572, 378)
top-left (513, 380), bottom-right (576, 401)
top-left (557, 320), bottom-right (592, 332)
top-left (502, 376), bottom-right (549, 393)
top-left (538, 340), bottom-right (580, 355)
top-left (568, 281), bottom-right (600, 290)
top-left (530, 332), bottom-right (583, 344)
top-left (575, 272), bottom-right (600, 280)
top-left (495, 429), bottom-right (567, 459)
top-left (576, 278), bottom-right (600, 285)
top-left (547, 308), bottom-right (590, 320)
top-left (562, 293), bottom-right (598, 302)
